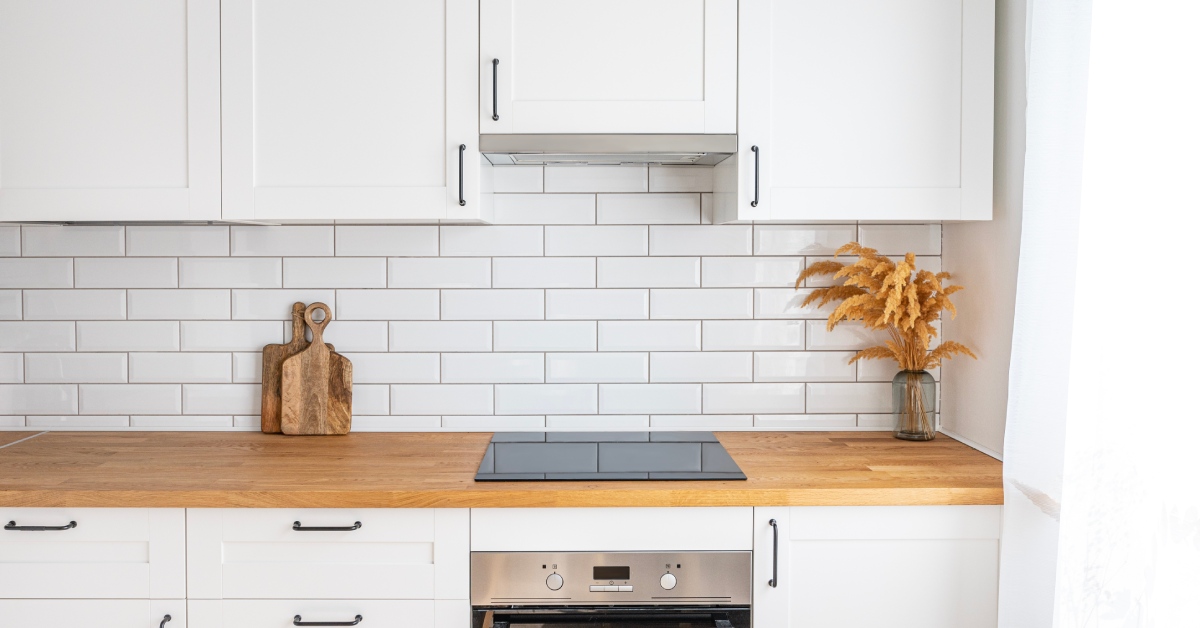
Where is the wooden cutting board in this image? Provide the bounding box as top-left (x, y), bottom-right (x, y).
top-left (260, 302), bottom-right (332, 433)
top-left (280, 302), bottom-right (353, 435)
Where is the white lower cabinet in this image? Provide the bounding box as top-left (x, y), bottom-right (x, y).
top-left (187, 599), bottom-right (467, 628)
top-left (753, 506), bottom-right (1001, 628)
top-left (0, 599), bottom-right (186, 627)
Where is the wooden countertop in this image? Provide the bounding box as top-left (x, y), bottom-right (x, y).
top-left (0, 431), bottom-right (1002, 508)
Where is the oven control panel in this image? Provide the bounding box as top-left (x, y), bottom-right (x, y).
top-left (470, 551), bottom-right (752, 606)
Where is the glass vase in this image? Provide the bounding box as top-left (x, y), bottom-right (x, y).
top-left (892, 370), bottom-right (936, 441)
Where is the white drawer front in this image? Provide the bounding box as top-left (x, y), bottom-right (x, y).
top-left (0, 599), bottom-right (186, 628)
top-left (186, 509), bottom-right (469, 600)
top-left (0, 508), bottom-right (185, 599)
top-left (187, 599), bottom-right (468, 628)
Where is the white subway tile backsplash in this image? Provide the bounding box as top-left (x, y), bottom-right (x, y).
top-left (443, 353), bottom-right (543, 383)
top-left (0, 226), bottom-right (20, 256)
top-left (181, 258), bottom-right (282, 288)
top-left (339, 353), bottom-right (439, 383)
top-left (23, 226), bottom-right (123, 256)
top-left (651, 415), bottom-right (754, 428)
top-left (77, 321), bottom-right (177, 351)
top-left (546, 415), bottom-right (650, 430)
top-left (131, 415), bottom-right (234, 429)
top-left (443, 290), bottom-right (543, 320)
top-left (754, 414), bottom-right (857, 429)
top-left (546, 289), bottom-right (648, 320)
top-left (805, 321), bottom-right (890, 350)
top-left (650, 352), bottom-right (752, 383)
top-left (284, 258), bottom-right (387, 288)
top-left (352, 416), bottom-right (441, 431)
top-left (80, 384), bottom-right (180, 414)
top-left (651, 288), bottom-right (753, 320)
top-left (598, 321), bottom-right (701, 352)
top-left (182, 384), bottom-right (259, 415)
top-left (0, 384), bottom-right (77, 414)
top-left (442, 226), bottom-right (543, 256)
top-left (754, 352), bottom-right (856, 382)
top-left (650, 226), bottom-right (752, 256)
top-left (337, 290), bottom-right (439, 321)
top-left (0, 416), bottom-right (25, 427)
top-left (492, 166), bottom-right (544, 193)
top-left (857, 414), bottom-right (897, 429)
top-left (23, 290), bottom-right (126, 320)
top-left (180, 321), bottom-right (282, 351)
top-left (701, 257), bottom-right (803, 288)
top-left (545, 226), bottom-right (647, 257)
top-left (493, 194), bottom-right (594, 224)
top-left (0, 258), bottom-right (73, 288)
top-left (443, 415), bottom-right (547, 430)
top-left (806, 383), bottom-right (892, 413)
top-left (232, 226), bottom-right (334, 257)
top-left (230, 289), bottom-right (335, 320)
top-left (75, 258), bottom-right (178, 288)
top-left (130, 289), bottom-right (232, 320)
top-left (648, 166), bottom-right (714, 193)
top-left (703, 383), bottom-right (804, 414)
top-left (599, 384), bottom-right (701, 414)
top-left (754, 225), bottom-right (856, 256)
top-left (857, 358), bottom-right (938, 382)
top-left (546, 353), bottom-right (648, 383)
top-left (353, 385), bottom-right (391, 415)
top-left (496, 384), bottom-right (597, 415)
top-left (545, 166), bottom-right (647, 192)
top-left (0, 354), bottom-right (23, 383)
top-left (0, 291), bottom-right (20, 320)
top-left (753, 288), bottom-right (831, 319)
top-left (392, 384), bottom-right (492, 415)
top-left (597, 257), bottom-right (699, 288)
top-left (702, 320), bottom-right (804, 351)
top-left (232, 352), bottom-right (261, 383)
top-left (597, 193), bottom-right (699, 224)
top-left (25, 353), bottom-right (126, 383)
top-left (494, 321), bottom-right (596, 352)
top-left (129, 353), bottom-right (232, 383)
top-left (858, 224), bottom-right (941, 255)
top-left (0, 322), bottom-right (76, 351)
top-left (127, 226), bottom-right (229, 257)
top-left (29, 415), bottom-right (129, 428)
top-left (390, 322), bottom-right (492, 352)
top-left (321, 321), bottom-right (390, 352)
top-left (389, 258), bottom-right (491, 288)
top-left (493, 258), bottom-right (595, 288)
top-left (336, 226), bottom-right (439, 257)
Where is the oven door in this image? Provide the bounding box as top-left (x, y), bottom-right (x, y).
top-left (472, 605), bottom-right (752, 628)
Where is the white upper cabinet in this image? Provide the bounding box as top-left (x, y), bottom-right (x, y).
top-left (221, 0), bottom-right (487, 222)
top-left (481, 0), bottom-right (736, 134)
top-left (719, 0), bottom-right (995, 222)
top-left (0, 0), bottom-right (221, 222)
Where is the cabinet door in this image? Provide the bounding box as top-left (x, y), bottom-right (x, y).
top-left (481, 0), bottom-right (736, 134)
top-left (729, 0), bottom-right (994, 222)
top-left (221, 0), bottom-right (485, 221)
top-left (0, 600), bottom-right (186, 628)
top-left (188, 599), bottom-right (468, 628)
top-left (0, 0), bottom-right (220, 222)
top-left (754, 506), bottom-right (1001, 628)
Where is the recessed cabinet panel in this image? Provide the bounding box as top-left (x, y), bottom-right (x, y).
top-left (222, 0), bottom-right (485, 221)
top-left (0, 0), bottom-right (220, 221)
top-left (0, 600), bottom-right (186, 628)
top-left (482, 0), bottom-right (736, 134)
top-left (187, 599), bottom-right (468, 628)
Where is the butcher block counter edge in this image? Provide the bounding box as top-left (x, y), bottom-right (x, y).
top-left (0, 431), bottom-right (1003, 508)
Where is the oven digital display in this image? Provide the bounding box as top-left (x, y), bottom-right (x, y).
top-left (593, 566), bottom-right (630, 580)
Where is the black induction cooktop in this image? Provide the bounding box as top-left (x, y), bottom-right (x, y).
top-left (473, 432), bottom-right (747, 481)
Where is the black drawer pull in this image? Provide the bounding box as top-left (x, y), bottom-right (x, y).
top-left (750, 145), bottom-right (760, 208)
top-left (294, 615), bottom-right (362, 626)
top-left (458, 143), bottom-right (467, 206)
top-left (160, 615), bottom-right (172, 628)
top-left (292, 521), bottom-right (362, 532)
top-left (5, 520), bottom-right (77, 531)
top-left (491, 58), bottom-right (500, 121)
top-left (768, 518), bottom-right (779, 588)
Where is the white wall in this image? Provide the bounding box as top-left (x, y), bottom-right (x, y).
top-left (0, 166), bottom-right (945, 433)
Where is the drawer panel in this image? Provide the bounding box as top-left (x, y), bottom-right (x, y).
top-left (187, 509), bottom-right (469, 600)
top-left (0, 508), bottom-right (185, 599)
top-left (0, 599), bottom-right (186, 628)
top-left (187, 599), bottom-right (468, 628)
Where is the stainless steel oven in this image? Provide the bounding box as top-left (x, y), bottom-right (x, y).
top-left (471, 551), bottom-right (752, 628)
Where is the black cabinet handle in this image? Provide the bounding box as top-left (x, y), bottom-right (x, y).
top-left (750, 146), bottom-right (760, 208)
top-left (160, 615), bottom-right (172, 628)
top-left (5, 520), bottom-right (76, 531)
top-left (768, 518), bottom-right (778, 588)
top-left (491, 58), bottom-right (500, 121)
top-left (458, 144), bottom-right (467, 206)
top-left (294, 615), bottom-right (362, 626)
top-left (292, 521), bottom-right (362, 532)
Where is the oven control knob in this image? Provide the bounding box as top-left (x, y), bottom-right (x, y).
top-left (660, 573), bottom-right (677, 590)
top-left (546, 573), bottom-right (564, 591)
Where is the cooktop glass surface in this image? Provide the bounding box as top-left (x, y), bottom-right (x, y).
top-left (473, 432), bottom-right (746, 481)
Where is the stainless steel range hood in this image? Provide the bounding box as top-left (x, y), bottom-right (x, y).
top-left (480, 134), bottom-right (737, 166)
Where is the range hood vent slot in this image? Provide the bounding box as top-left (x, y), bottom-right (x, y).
top-left (481, 134), bottom-right (736, 166)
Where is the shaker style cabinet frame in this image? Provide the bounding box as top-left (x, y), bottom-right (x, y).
top-left (220, 0), bottom-right (488, 221)
top-left (480, 0), bottom-right (737, 134)
top-left (719, 0), bottom-right (996, 222)
top-left (0, 0), bottom-right (221, 222)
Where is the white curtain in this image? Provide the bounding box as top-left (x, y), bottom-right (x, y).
top-left (1001, 0), bottom-right (1200, 626)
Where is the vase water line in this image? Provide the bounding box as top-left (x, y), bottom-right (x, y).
top-left (892, 370), bottom-right (936, 441)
